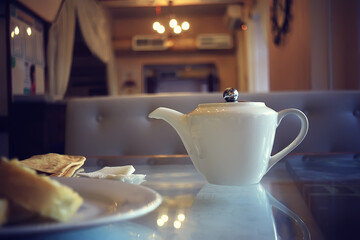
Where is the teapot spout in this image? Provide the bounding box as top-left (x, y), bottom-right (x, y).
top-left (149, 107), bottom-right (199, 168)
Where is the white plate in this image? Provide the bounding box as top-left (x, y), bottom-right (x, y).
top-left (0, 177), bottom-right (162, 236)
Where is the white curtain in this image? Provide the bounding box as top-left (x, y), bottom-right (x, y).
top-left (75, 0), bottom-right (118, 95)
top-left (245, 0), bottom-right (269, 92)
top-left (47, 0), bottom-right (118, 100)
top-left (47, 0), bottom-right (76, 100)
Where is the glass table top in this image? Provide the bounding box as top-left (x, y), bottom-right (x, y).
top-left (4, 153), bottom-right (360, 240)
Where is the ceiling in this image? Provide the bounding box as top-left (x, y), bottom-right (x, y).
top-left (15, 0), bottom-right (251, 22)
top-left (99, 0), bottom-right (251, 19)
top-left (17, 0), bottom-right (62, 22)
top-left (99, 0), bottom-right (247, 7)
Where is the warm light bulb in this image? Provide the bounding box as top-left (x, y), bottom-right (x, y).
top-left (174, 25), bottom-right (182, 34)
top-left (11, 31), bottom-right (15, 38)
top-left (14, 26), bottom-right (20, 35)
top-left (157, 25), bottom-right (165, 34)
top-left (181, 21), bottom-right (190, 31)
top-left (26, 27), bottom-right (32, 36)
top-left (153, 21), bottom-right (161, 31)
top-left (169, 19), bottom-right (177, 28)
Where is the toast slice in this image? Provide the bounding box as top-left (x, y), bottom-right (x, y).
top-left (0, 158), bottom-right (83, 222)
top-left (20, 153), bottom-right (86, 177)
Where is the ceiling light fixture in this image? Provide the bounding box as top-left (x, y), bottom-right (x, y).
top-left (152, 1), bottom-right (190, 36)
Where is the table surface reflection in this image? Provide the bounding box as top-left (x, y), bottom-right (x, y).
top-left (11, 153), bottom-right (360, 240)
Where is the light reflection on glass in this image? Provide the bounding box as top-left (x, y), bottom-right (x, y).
top-left (173, 220), bottom-right (181, 229)
top-left (177, 213), bottom-right (185, 221)
top-left (161, 214), bottom-right (169, 222)
top-left (157, 218), bottom-right (165, 227)
top-left (156, 208), bottom-right (186, 229)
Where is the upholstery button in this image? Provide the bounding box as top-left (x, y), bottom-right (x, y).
top-left (353, 109), bottom-right (360, 117)
top-left (354, 154), bottom-right (360, 162)
top-left (97, 159), bottom-right (105, 167)
top-left (302, 155), bottom-right (311, 162)
top-left (96, 115), bottom-right (103, 122)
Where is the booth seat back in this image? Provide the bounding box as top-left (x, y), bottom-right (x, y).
top-left (65, 91), bottom-right (360, 156)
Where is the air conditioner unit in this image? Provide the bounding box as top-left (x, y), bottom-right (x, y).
top-left (132, 35), bottom-right (168, 51)
top-left (196, 34), bottom-right (233, 50)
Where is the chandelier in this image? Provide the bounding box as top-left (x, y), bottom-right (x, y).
top-left (152, 3), bottom-right (190, 35)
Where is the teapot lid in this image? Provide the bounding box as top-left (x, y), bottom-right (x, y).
top-left (197, 88), bottom-right (265, 108)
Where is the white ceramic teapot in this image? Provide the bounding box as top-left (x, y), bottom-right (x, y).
top-left (149, 88), bottom-right (309, 185)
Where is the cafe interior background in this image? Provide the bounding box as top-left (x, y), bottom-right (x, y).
top-left (0, 0), bottom-right (359, 159)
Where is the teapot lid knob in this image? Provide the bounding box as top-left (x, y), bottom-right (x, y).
top-left (223, 88), bottom-right (239, 102)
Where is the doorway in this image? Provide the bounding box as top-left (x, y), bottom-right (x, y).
top-left (143, 63), bottom-right (219, 93)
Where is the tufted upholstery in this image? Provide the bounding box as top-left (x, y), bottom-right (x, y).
top-left (65, 91), bottom-right (360, 156)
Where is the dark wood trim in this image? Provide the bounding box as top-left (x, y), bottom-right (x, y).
top-left (0, 116), bottom-right (8, 132)
top-left (6, 1), bottom-right (12, 117)
top-left (0, 1), bottom-right (11, 120)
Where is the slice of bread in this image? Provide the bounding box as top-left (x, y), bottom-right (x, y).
top-left (20, 153), bottom-right (86, 177)
top-left (0, 158), bottom-right (83, 222)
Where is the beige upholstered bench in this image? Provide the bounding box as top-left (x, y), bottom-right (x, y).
top-left (65, 91), bottom-right (360, 156)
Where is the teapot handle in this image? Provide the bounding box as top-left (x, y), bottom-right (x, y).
top-left (266, 109), bottom-right (309, 173)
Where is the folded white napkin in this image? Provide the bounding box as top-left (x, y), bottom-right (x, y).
top-left (76, 165), bottom-right (146, 184)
